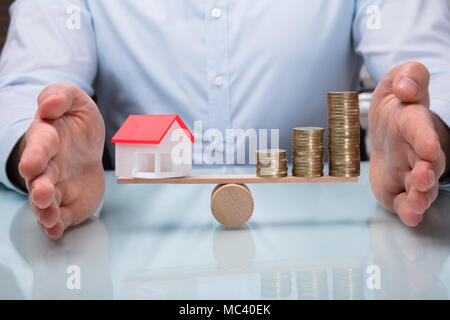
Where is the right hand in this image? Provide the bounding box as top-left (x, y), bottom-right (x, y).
top-left (18, 83), bottom-right (105, 240)
top-left (368, 62), bottom-right (447, 227)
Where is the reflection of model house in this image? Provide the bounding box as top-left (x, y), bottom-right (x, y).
top-left (112, 115), bottom-right (194, 178)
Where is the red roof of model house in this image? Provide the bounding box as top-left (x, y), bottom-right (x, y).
top-left (111, 115), bottom-right (195, 144)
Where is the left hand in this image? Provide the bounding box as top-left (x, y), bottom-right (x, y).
top-left (369, 61), bottom-right (448, 227)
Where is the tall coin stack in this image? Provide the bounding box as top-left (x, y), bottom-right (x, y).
top-left (292, 127), bottom-right (325, 178)
top-left (327, 92), bottom-right (361, 177)
top-left (256, 149), bottom-right (288, 178)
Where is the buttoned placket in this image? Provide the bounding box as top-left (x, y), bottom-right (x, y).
top-left (204, 1), bottom-right (231, 135)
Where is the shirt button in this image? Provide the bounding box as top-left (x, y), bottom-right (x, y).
top-left (214, 76), bottom-right (224, 87)
top-left (211, 8), bottom-right (222, 18)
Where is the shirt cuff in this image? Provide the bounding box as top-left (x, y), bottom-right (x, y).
top-left (0, 117), bottom-right (33, 195)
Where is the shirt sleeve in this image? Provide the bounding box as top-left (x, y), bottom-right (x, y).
top-left (353, 0), bottom-right (450, 186)
top-left (0, 0), bottom-right (97, 192)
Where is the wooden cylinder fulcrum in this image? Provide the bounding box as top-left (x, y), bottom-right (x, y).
top-left (210, 184), bottom-right (254, 227)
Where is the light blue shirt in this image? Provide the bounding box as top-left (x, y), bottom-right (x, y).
top-left (0, 0), bottom-right (449, 192)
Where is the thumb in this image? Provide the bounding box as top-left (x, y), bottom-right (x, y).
top-left (372, 61), bottom-right (430, 108)
top-left (37, 83), bottom-right (90, 120)
top-left (393, 62), bottom-right (430, 104)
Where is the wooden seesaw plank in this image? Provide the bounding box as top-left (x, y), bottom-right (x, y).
top-left (117, 174), bottom-right (358, 185)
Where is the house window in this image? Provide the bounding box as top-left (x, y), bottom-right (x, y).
top-left (160, 153), bottom-right (173, 172)
top-left (137, 153), bottom-right (155, 173)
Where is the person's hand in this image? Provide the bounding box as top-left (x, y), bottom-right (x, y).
top-left (18, 83), bottom-right (105, 239)
top-left (369, 62), bottom-right (449, 227)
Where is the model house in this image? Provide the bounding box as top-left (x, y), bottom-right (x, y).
top-left (112, 115), bottom-right (195, 178)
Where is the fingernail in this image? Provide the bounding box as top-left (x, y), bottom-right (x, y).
top-left (42, 94), bottom-right (58, 105)
top-left (428, 169), bottom-right (436, 187)
top-left (399, 77), bottom-right (418, 96)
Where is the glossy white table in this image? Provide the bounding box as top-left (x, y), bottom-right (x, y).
top-left (0, 162), bottom-right (449, 300)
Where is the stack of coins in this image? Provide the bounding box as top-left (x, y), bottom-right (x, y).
top-left (256, 149), bottom-right (288, 178)
top-left (327, 92), bottom-right (361, 177)
top-left (332, 267), bottom-right (364, 300)
top-left (292, 127), bottom-right (324, 177)
top-left (296, 270), bottom-right (329, 300)
top-left (261, 272), bottom-right (292, 299)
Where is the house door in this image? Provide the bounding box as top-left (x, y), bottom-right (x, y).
top-left (134, 152), bottom-right (177, 178)
top-left (136, 153), bottom-right (155, 173)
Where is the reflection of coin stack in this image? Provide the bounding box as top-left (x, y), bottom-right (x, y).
top-left (296, 270), bottom-right (329, 300)
top-left (261, 272), bottom-right (292, 299)
top-left (292, 127), bottom-right (324, 177)
top-left (328, 92), bottom-right (361, 177)
top-left (332, 267), bottom-right (364, 300)
top-left (256, 149), bottom-right (288, 178)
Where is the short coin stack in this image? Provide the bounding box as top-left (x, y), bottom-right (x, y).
top-left (292, 127), bottom-right (325, 177)
top-left (327, 92), bottom-right (361, 177)
top-left (256, 149), bottom-right (288, 178)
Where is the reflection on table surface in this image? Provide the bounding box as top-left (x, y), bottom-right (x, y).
top-left (0, 162), bottom-right (449, 299)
